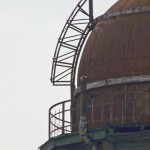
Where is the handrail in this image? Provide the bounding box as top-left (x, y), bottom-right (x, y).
top-left (50, 0), bottom-right (93, 91)
top-left (49, 100), bottom-right (73, 137)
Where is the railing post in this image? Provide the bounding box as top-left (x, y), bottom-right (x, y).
top-left (49, 109), bottom-right (50, 138)
top-left (62, 102), bottom-right (65, 134)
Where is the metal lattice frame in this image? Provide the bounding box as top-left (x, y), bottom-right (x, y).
top-left (50, 0), bottom-right (93, 88)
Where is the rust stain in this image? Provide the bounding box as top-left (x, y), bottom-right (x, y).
top-left (75, 0), bottom-right (150, 131)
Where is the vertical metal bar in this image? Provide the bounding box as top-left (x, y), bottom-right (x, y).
top-left (70, 84), bottom-right (75, 131)
top-left (51, 115), bottom-right (53, 137)
top-left (71, 83), bottom-right (75, 99)
top-left (51, 111), bottom-right (53, 137)
top-left (59, 108), bottom-right (60, 134)
top-left (49, 109), bottom-right (50, 138)
top-left (89, 0), bottom-right (94, 27)
top-left (62, 102), bottom-right (65, 134)
top-left (79, 76), bottom-right (87, 138)
top-left (54, 110), bottom-right (56, 137)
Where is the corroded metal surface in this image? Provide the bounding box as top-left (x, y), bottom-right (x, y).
top-left (95, 6), bottom-right (150, 23)
top-left (78, 0), bottom-right (150, 85)
top-left (85, 83), bottom-right (150, 128)
top-left (77, 0), bottom-right (150, 128)
top-left (107, 0), bottom-right (150, 13)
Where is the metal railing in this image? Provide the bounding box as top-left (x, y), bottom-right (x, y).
top-left (49, 89), bottom-right (150, 138)
top-left (49, 100), bottom-right (72, 137)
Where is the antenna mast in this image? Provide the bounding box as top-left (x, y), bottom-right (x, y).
top-left (89, 0), bottom-right (94, 28)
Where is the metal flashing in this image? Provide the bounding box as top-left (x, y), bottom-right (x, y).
top-left (74, 75), bottom-right (150, 96)
top-left (96, 6), bottom-right (150, 23)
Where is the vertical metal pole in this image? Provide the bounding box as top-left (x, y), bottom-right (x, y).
top-left (71, 83), bottom-right (75, 99)
top-left (54, 110), bottom-right (56, 137)
top-left (89, 0), bottom-right (94, 28)
top-left (79, 76), bottom-right (87, 138)
top-left (49, 109), bottom-right (50, 138)
top-left (62, 102), bottom-right (65, 134)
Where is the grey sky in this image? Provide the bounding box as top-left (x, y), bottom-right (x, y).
top-left (0, 0), bottom-right (117, 150)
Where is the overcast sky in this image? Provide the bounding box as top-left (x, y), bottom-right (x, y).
top-left (0, 0), bottom-right (118, 150)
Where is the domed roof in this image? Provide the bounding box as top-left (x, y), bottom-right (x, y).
top-left (77, 0), bottom-right (150, 86)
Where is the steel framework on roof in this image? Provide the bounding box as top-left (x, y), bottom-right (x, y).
top-left (50, 0), bottom-right (94, 96)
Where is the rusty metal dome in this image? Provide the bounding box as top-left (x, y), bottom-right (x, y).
top-left (77, 0), bottom-right (150, 86)
top-left (72, 0), bottom-right (150, 129)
